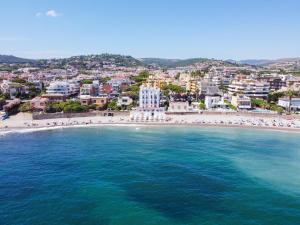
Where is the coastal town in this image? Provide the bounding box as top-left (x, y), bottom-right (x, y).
top-left (1, 54), bottom-right (300, 131)
top-left (2, 1), bottom-right (300, 224)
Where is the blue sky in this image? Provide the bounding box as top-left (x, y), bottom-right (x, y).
top-left (0, 0), bottom-right (300, 60)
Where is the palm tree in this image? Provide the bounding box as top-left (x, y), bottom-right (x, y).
top-left (285, 89), bottom-right (296, 114)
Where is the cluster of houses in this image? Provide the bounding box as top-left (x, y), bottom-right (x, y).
top-left (28, 78), bottom-right (132, 111)
top-left (1, 63), bottom-right (300, 117)
top-left (165, 69), bottom-right (300, 112)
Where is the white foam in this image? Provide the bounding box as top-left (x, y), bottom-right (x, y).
top-left (0, 123), bottom-right (152, 137)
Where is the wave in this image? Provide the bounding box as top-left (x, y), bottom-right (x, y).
top-left (0, 123), bottom-right (151, 137)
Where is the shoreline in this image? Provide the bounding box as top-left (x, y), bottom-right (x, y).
top-left (1, 121), bottom-right (300, 135)
top-left (1, 113), bottom-right (300, 135)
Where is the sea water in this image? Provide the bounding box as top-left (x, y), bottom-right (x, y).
top-left (0, 126), bottom-right (300, 225)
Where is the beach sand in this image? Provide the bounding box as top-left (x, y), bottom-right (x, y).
top-left (1, 112), bottom-right (300, 134)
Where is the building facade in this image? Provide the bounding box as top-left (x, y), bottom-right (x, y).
top-left (228, 79), bottom-right (270, 99)
top-left (117, 96), bottom-right (133, 107)
top-left (30, 97), bottom-right (49, 111)
top-left (139, 85), bottom-right (160, 108)
top-left (168, 101), bottom-right (189, 113)
top-left (130, 85), bottom-right (165, 121)
top-left (46, 80), bottom-right (80, 96)
top-left (278, 98), bottom-right (300, 111)
top-left (231, 95), bottom-right (252, 110)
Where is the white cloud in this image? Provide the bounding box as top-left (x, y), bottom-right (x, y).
top-left (35, 10), bottom-right (61, 18)
top-left (35, 12), bottom-right (42, 17)
top-left (46, 10), bottom-right (59, 17)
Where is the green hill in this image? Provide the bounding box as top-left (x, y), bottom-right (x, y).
top-left (0, 55), bottom-right (35, 63)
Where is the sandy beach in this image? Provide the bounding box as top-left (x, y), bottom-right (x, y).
top-left (1, 112), bottom-right (300, 134)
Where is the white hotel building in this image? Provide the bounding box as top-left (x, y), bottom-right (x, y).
top-left (130, 85), bottom-right (165, 121)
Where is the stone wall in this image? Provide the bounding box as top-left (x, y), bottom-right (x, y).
top-left (33, 111), bottom-right (129, 120)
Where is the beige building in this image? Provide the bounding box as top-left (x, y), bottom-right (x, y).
top-left (80, 95), bottom-right (108, 107)
top-left (231, 95), bottom-right (251, 110)
top-left (168, 101), bottom-right (189, 112)
top-left (186, 79), bottom-right (198, 93)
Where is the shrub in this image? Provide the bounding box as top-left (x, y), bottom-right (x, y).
top-left (45, 100), bottom-right (89, 113)
top-left (19, 102), bottom-right (32, 112)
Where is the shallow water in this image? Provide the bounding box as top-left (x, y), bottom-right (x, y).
top-left (0, 126), bottom-right (300, 225)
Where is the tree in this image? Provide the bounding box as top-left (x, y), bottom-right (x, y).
top-left (11, 78), bottom-right (26, 84)
top-left (45, 100), bottom-right (89, 113)
top-left (167, 84), bottom-right (185, 93)
top-left (268, 91), bottom-right (285, 103)
top-left (191, 70), bottom-right (204, 78)
top-left (132, 71), bottom-right (150, 84)
top-left (251, 98), bottom-right (268, 109)
top-left (81, 79), bottom-right (93, 84)
top-left (107, 100), bottom-right (119, 110)
top-left (276, 107), bottom-right (284, 115)
top-left (126, 85), bottom-right (139, 92)
top-left (19, 102), bottom-right (32, 112)
top-left (100, 77), bottom-right (111, 82)
top-left (285, 90), bottom-right (297, 113)
top-left (199, 102), bottom-right (206, 110)
top-left (0, 90), bottom-right (9, 100)
top-left (224, 100), bottom-right (237, 110)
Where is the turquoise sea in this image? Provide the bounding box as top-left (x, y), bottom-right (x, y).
top-left (1, 126), bottom-right (300, 225)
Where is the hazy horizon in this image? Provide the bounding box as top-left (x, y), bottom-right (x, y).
top-left (2, 53), bottom-right (300, 62)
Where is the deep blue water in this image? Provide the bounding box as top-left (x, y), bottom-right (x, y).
top-left (1, 126), bottom-right (300, 225)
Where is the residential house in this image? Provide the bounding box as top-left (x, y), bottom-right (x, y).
top-left (231, 95), bottom-right (252, 110)
top-left (30, 97), bottom-right (49, 111)
top-left (168, 101), bottom-right (189, 112)
top-left (80, 95), bottom-right (108, 108)
top-left (278, 98), bottom-right (300, 111)
top-left (117, 96), bottom-right (133, 107)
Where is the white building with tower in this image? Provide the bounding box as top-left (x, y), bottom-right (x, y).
top-left (130, 84), bottom-right (165, 121)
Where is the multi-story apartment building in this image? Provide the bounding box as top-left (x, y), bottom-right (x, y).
top-left (46, 81), bottom-right (80, 96)
top-left (107, 78), bottom-right (131, 93)
top-left (257, 77), bottom-right (286, 91)
top-left (211, 75), bottom-right (232, 89)
top-left (228, 79), bottom-right (270, 99)
top-left (80, 81), bottom-right (100, 96)
top-left (79, 80), bottom-right (108, 107)
top-left (46, 81), bottom-right (70, 95)
top-left (186, 79), bottom-right (198, 93)
top-left (139, 85), bottom-right (160, 108)
top-left (68, 80), bottom-right (80, 95)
